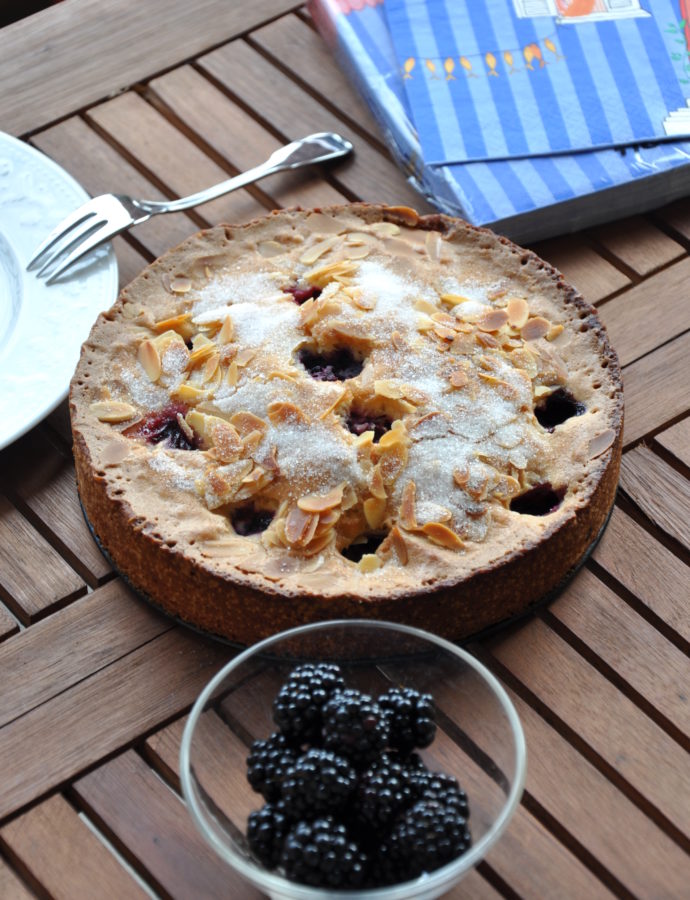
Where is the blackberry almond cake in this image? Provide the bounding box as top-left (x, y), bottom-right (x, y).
top-left (71, 204), bottom-right (623, 644)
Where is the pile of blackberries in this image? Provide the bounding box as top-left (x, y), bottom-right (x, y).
top-left (245, 662), bottom-right (471, 889)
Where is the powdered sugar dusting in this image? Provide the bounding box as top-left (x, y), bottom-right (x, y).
top-left (193, 270), bottom-right (285, 315)
top-left (149, 450), bottom-right (198, 492)
top-left (264, 421), bottom-right (365, 494)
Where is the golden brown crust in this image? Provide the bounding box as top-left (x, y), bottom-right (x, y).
top-left (71, 203), bottom-right (623, 644)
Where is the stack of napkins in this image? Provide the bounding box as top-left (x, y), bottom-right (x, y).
top-left (310, 0), bottom-right (690, 242)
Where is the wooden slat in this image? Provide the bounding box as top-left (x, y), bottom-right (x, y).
top-left (655, 416), bottom-right (690, 469)
top-left (592, 216), bottom-right (684, 276)
top-left (499, 685), bottom-right (690, 897)
top-left (0, 628), bottom-right (230, 819)
top-left (592, 507), bottom-right (689, 641)
top-left (148, 65), bottom-right (348, 210)
top-left (0, 495), bottom-right (85, 623)
top-left (596, 256), bottom-right (690, 366)
top-left (656, 197), bottom-right (690, 242)
top-left (199, 40), bottom-right (432, 211)
top-left (2, 429), bottom-right (111, 585)
top-left (0, 580), bottom-right (170, 730)
top-left (621, 330), bottom-right (690, 445)
top-left (0, 605), bottom-right (18, 644)
top-left (548, 568), bottom-right (690, 734)
top-left (0, 858), bottom-right (33, 900)
top-left (251, 13), bottom-right (383, 140)
top-left (530, 237), bottom-right (630, 305)
top-left (87, 92), bottom-right (268, 228)
top-left (620, 445), bottom-right (690, 549)
top-left (31, 118), bottom-right (200, 259)
top-left (74, 750), bottom-right (261, 899)
top-left (490, 618), bottom-right (690, 838)
top-left (0, 0), bottom-right (300, 136)
top-left (0, 794), bottom-right (148, 899)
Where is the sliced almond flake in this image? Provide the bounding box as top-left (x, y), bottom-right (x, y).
top-left (353, 293), bottom-right (376, 311)
top-left (547, 323), bottom-right (564, 341)
top-left (170, 276), bottom-right (191, 294)
top-left (303, 530), bottom-right (336, 557)
top-left (440, 293), bottom-right (471, 307)
top-left (346, 231), bottom-right (376, 245)
top-left (305, 211), bottom-right (345, 234)
top-left (342, 483), bottom-right (358, 511)
top-left (298, 484), bottom-right (345, 514)
top-left (344, 245), bottom-right (370, 260)
top-left (354, 431), bottom-right (375, 450)
top-left (137, 340), bottom-right (162, 382)
top-left (153, 312), bottom-right (192, 334)
top-left (299, 235), bottom-right (339, 266)
top-left (521, 316), bottom-right (551, 341)
top-left (449, 369), bottom-right (469, 389)
top-left (425, 231), bottom-right (441, 261)
top-left (434, 325), bottom-right (456, 342)
top-left (90, 400), bottom-right (137, 423)
top-left (285, 506), bottom-right (316, 545)
top-left (101, 439), bottom-right (130, 466)
top-left (268, 370), bottom-right (297, 382)
top-left (399, 480), bottom-right (417, 531)
top-left (421, 522), bottom-right (465, 550)
top-left (220, 344), bottom-right (237, 364)
top-left (377, 429), bottom-right (405, 450)
top-left (534, 385), bottom-right (552, 398)
top-left (200, 540), bottom-right (244, 558)
top-left (314, 508), bottom-right (340, 533)
top-left (218, 316), bottom-right (234, 344)
top-left (431, 311), bottom-right (456, 327)
top-left (358, 554), bottom-right (381, 573)
top-left (369, 464), bottom-right (387, 500)
top-left (257, 240), bottom-right (286, 258)
top-left (186, 342), bottom-right (216, 371)
top-left (510, 347), bottom-right (538, 379)
top-left (477, 309), bottom-right (510, 332)
top-left (370, 221), bottom-right (400, 236)
top-left (414, 299), bottom-right (439, 316)
top-left (176, 413), bottom-right (195, 443)
top-left (363, 496), bottom-right (387, 530)
top-left (389, 526), bottom-right (409, 565)
top-left (267, 401), bottom-right (309, 426)
top-left (453, 321), bottom-right (474, 335)
top-left (318, 389), bottom-right (348, 420)
top-left (378, 443), bottom-right (407, 482)
top-left (202, 353), bottom-right (220, 383)
top-left (173, 383), bottom-right (207, 403)
top-left (226, 360), bottom-right (239, 387)
top-left (391, 331), bottom-right (406, 352)
top-left (374, 379), bottom-right (403, 400)
top-left (236, 348), bottom-right (258, 367)
top-left (230, 411), bottom-right (267, 436)
top-left (589, 429), bottom-right (616, 459)
top-left (386, 206), bottom-right (419, 226)
top-left (475, 332), bottom-right (500, 349)
top-left (506, 297), bottom-right (529, 329)
top-left (453, 467), bottom-right (470, 488)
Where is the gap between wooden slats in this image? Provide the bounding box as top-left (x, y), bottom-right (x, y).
top-left (0, 853), bottom-right (34, 900)
top-left (0, 793), bottom-right (151, 900)
top-left (2, 426), bottom-right (112, 587)
top-left (0, 628), bottom-right (232, 822)
top-left (467, 651), bottom-right (690, 899)
top-left (0, 494), bottom-right (86, 625)
top-left (655, 416), bottom-right (690, 469)
top-left (196, 39), bottom-right (431, 211)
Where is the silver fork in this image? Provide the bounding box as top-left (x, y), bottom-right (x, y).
top-left (27, 132), bottom-right (353, 283)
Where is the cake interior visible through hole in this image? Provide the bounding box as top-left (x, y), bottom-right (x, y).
top-left (341, 533), bottom-right (386, 562)
top-left (298, 346), bottom-right (364, 382)
top-left (230, 504), bottom-right (275, 536)
top-left (510, 483), bottom-right (566, 516)
top-left (535, 388), bottom-right (585, 430)
top-left (345, 409), bottom-right (392, 443)
top-left (123, 405), bottom-right (198, 450)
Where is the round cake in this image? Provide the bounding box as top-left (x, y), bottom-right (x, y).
top-left (71, 204), bottom-right (623, 644)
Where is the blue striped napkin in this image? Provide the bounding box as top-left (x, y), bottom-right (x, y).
top-left (385, 0), bottom-right (690, 163)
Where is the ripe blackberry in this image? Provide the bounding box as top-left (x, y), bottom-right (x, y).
top-left (378, 686), bottom-right (436, 752)
top-left (408, 768), bottom-right (470, 819)
top-left (247, 732), bottom-right (298, 801)
top-left (247, 802), bottom-right (291, 868)
top-left (351, 756), bottom-right (416, 832)
top-left (273, 663), bottom-right (345, 743)
top-left (280, 818), bottom-right (368, 888)
top-left (374, 799), bottom-right (471, 885)
top-left (322, 689), bottom-right (390, 768)
top-left (282, 748), bottom-right (356, 816)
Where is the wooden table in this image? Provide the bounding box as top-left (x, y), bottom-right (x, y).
top-left (0, 2), bottom-right (688, 897)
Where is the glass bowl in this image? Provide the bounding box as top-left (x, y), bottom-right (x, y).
top-left (180, 620), bottom-right (526, 900)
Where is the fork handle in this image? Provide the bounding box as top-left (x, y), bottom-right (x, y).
top-left (134, 132), bottom-right (352, 218)
top-left (136, 159), bottom-right (279, 217)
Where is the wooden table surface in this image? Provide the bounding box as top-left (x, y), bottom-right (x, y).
top-left (0, 1), bottom-right (688, 897)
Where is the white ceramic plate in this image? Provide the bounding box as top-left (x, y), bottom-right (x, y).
top-left (0, 132), bottom-right (119, 450)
